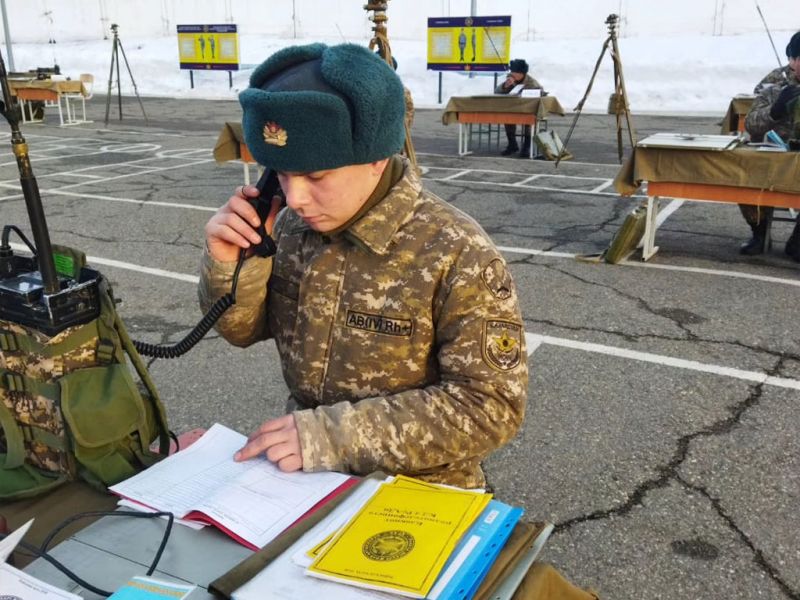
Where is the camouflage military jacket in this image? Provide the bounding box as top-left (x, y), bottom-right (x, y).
top-left (199, 159), bottom-right (527, 488)
top-left (745, 65), bottom-right (799, 142)
top-left (495, 73), bottom-right (543, 94)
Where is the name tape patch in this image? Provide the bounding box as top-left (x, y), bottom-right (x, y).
top-left (346, 310), bottom-right (413, 337)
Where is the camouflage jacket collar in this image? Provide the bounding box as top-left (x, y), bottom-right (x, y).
top-left (345, 158), bottom-right (421, 255)
top-left (288, 157), bottom-right (422, 256)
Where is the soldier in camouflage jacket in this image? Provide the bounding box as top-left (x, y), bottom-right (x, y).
top-left (739, 32), bottom-right (800, 259)
top-left (495, 58), bottom-right (544, 157)
top-left (199, 43), bottom-right (528, 489)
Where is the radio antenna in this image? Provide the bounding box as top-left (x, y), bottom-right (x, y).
top-left (754, 2), bottom-right (787, 76)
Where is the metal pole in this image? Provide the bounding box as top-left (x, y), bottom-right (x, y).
top-left (438, 71), bottom-right (442, 104)
top-left (469, 0), bottom-right (477, 79)
top-left (115, 35), bottom-right (122, 119)
top-left (0, 0), bottom-right (14, 72)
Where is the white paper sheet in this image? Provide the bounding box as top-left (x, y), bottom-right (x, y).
top-left (0, 517), bottom-right (33, 562)
top-left (110, 423), bottom-right (348, 548)
top-left (235, 478), bottom-right (396, 600)
top-left (0, 562), bottom-right (82, 600)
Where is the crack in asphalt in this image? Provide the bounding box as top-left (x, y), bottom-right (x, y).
top-left (678, 476), bottom-right (800, 600)
top-left (553, 358), bottom-right (798, 598)
top-left (542, 203), bottom-right (630, 252)
top-left (51, 226), bottom-right (203, 250)
top-left (524, 262), bottom-right (800, 362)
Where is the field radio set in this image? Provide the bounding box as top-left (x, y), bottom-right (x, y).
top-left (0, 55), bottom-right (101, 336)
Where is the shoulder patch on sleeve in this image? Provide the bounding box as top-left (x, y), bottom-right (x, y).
top-left (482, 319), bottom-right (523, 371)
top-left (481, 258), bottom-right (513, 300)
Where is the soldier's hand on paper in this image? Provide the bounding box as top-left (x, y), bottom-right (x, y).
top-left (234, 413), bottom-right (302, 472)
top-left (205, 185), bottom-right (282, 262)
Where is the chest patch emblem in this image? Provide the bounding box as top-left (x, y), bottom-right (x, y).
top-left (346, 310), bottom-right (413, 337)
top-left (483, 320), bottom-right (523, 371)
top-left (263, 121), bottom-right (288, 146)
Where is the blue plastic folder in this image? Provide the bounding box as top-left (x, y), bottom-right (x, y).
top-left (428, 500), bottom-right (524, 600)
top-left (108, 575), bottom-right (196, 599)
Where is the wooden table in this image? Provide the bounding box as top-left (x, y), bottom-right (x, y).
top-left (614, 144), bottom-right (800, 260)
top-left (720, 95), bottom-right (756, 134)
top-left (214, 122), bottom-right (260, 185)
top-left (8, 79), bottom-right (89, 126)
top-left (442, 95), bottom-right (566, 158)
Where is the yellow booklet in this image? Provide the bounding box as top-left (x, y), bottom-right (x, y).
top-left (306, 481), bottom-right (490, 597)
top-left (304, 476), bottom-right (486, 561)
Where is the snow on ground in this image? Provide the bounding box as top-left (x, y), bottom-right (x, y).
top-left (8, 30), bottom-right (789, 114)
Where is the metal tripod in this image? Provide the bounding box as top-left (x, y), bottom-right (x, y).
top-left (104, 23), bottom-right (147, 125)
top-left (557, 14), bottom-right (636, 166)
top-left (365, 0), bottom-right (417, 170)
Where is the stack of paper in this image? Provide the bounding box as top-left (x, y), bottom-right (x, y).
top-left (306, 477), bottom-right (491, 597)
top-left (636, 132), bottom-right (743, 151)
top-left (230, 475), bottom-right (550, 600)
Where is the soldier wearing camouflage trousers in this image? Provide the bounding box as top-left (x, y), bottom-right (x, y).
top-left (199, 43), bottom-right (528, 489)
top-left (740, 31), bottom-right (800, 260)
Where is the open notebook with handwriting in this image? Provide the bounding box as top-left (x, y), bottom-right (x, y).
top-left (110, 423), bottom-right (352, 550)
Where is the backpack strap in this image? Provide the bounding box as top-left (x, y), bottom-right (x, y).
top-left (0, 368), bottom-right (69, 469)
top-left (0, 323), bottom-right (100, 357)
top-left (0, 369), bottom-right (60, 399)
top-left (0, 399), bottom-right (25, 469)
top-left (96, 280), bottom-right (171, 458)
top-left (114, 311), bottom-right (171, 458)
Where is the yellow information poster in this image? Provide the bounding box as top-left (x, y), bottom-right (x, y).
top-left (427, 16), bottom-right (511, 72)
top-left (307, 482), bottom-right (490, 597)
top-left (177, 24), bottom-right (239, 71)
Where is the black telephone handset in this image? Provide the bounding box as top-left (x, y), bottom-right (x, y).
top-left (128, 170), bottom-right (285, 359)
top-left (249, 169), bottom-right (284, 258)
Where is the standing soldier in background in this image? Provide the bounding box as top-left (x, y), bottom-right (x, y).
top-left (495, 58), bottom-right (544, 157)
top-left (740, 31), bottom-right (800, 260)
top-left (200, 43), bottom-right (528, 489)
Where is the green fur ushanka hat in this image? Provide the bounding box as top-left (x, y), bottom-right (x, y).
top-left (239, 43), bottom-right (406, 173)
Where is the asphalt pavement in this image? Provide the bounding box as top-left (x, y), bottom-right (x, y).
top-left (0, 93), bottom-right (798, 599)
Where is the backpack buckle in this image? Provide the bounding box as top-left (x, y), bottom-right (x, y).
top-left (0, 331), bottom-right (19, 352)
top-left (2, 372), bottom-right (26, 393)
top-left (96, 339), bottom-right (115, 364)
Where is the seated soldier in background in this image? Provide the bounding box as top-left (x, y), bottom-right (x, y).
top-left (740, 31), bottom-right (800, 260)
top-left (495, 58), bottom-right (544, 157)
top-left (200, 43), bottom-right (528, 489)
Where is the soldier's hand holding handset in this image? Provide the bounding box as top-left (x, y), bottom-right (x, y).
top-left (770, 84), bottom-right (800, 120)
top-left (205, 183), bottom-right (301, 471)
top-left (204, 185), bottom-right (282, 262)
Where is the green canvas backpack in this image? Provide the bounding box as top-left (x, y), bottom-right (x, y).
top-left (0, 251), bottom-right (170, 500)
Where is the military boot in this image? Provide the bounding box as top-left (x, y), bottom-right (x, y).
top-left (500, 142), bottom-right (519, 156)
top-left (739, 219), bottom-right (770, 255)
top-left (518, 135), bottom-right (532, 158)
top-left (785, 219), bottom-right (800, 262)
top-left (501, 125), bottom-right (519, 156)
